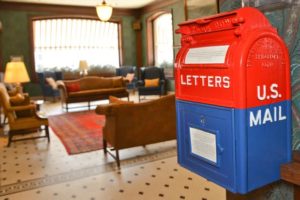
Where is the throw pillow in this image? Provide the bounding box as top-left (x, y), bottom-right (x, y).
top-left (10, 93), bottom-right (25, 105)
top-left (65, 82), bottom-right (80, 92)
top-left (112, 77), bottom-right (123, 88)
top-left (145, 78), bottom-right (159, 87)
top-left (125, 73), bottom-right (135, 83)
top-left (46, 77), bottom-right (58, 89)
top-left (109, 96), bottom-right (134, 104)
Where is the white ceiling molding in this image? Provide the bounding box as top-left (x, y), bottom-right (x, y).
top-left (1, 0), bottom-right (159, 8)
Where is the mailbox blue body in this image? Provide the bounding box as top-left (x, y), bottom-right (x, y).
top-left (176, 100), bottom-right (291, 193)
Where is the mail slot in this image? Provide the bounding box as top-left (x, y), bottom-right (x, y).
top-left (175, 7), bottom-right (291, 194)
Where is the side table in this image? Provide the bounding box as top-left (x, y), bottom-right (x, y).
top-left (34, 100), bottom-right (44, 111)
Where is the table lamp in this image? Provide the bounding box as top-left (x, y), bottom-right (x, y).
top-left (4, 61), bottom-right (30, 93)
top-left (79, 60), bottom-right (89, 76)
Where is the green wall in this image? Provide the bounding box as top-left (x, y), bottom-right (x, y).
top-left (140, 0), bottom-right (185, 66)
top-left (0, 10), bottom-right (137, 69)
top-left (139, 0), bottom-right (185, 92)
top-left (0, 10), bottom-right (48, 96)
top-left (121, 15), bottom-right (137, 67)
top-left (0, 1), bottom-right (187, 95)
top-left (0, 11), bottom-right (33, 73)
top-left (0, 7), bottom-right (137, 96)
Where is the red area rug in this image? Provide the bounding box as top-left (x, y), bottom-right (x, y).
top-left (49, 111), bottom-right (105, 155)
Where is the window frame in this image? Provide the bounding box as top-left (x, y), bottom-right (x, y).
top-left (146, 10), bottom-right (174, 67)
top-left (29, 15), bottom-right (123, 80)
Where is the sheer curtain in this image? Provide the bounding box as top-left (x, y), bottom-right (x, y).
top-left (33, 18), bottom-right (120, 71)
top-left (153, 13), bottom-right (173, 67)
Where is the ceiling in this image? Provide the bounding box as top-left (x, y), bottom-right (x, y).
top-left (0, 0), bottom-right (159, 8)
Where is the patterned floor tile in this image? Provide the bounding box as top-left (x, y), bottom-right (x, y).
top-left (0, 95), bottom-right (226, 200)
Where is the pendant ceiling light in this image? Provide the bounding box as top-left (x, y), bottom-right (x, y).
top-left (96, 0), bottom-right (113, 21)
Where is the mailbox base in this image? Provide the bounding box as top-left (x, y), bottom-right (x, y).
top-left (176, 100), bottom-right (292, 194)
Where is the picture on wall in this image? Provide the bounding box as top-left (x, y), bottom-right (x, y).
top-left (242, 0), bottom-right (292, 7)
top-left (242, 0), bottom-right (293, 11)
top-left (185, 0), bottom-right (219, 20)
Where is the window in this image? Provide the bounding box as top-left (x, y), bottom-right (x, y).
top-left (153, 13), bottom-right (174, 67)
top-left (33, 18), bottom-right (120, 71)
top-left (147, 12), bottom-right (174, 78)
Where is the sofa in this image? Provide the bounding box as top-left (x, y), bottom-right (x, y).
top-left (57, 76), bottom-right (129, 111)
top-left (62, 66), bottom-right (116, 80)
top-left (95, 94), bottom-right (176, 167)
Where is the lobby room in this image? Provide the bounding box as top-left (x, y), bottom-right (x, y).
top-left (0, 0), bottom-right (300, 199)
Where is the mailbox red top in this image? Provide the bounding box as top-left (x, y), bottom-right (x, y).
top-left (175, 7), bottom-right (291, 109)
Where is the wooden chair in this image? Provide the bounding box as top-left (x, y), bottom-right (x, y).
top-left (0, 83), bottom-right (50, 147)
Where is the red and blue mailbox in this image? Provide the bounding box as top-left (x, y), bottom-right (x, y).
top-left (175, 7), bottom-right (291, 194)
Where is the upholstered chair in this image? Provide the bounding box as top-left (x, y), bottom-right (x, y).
top-left (0, 83), bottom-right (50, 147)
top-left (137, 66), bottom-right (166, 101)
top-left (115, 66), bottom-right (137, 90)
top-left (37, 71), bottom-right (63, 101)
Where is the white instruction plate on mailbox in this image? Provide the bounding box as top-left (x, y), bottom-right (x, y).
top-left (185, 45), bottom-right (229, 64)
top-left (189, 127), bottom-right (217, 163)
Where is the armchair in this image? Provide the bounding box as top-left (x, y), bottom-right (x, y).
top-left (95, 94), bottom-right (176, 168)
top-left (116, 66), bottom-right (138, 90)
top-left (0, 83), bottom-right (50, 147)
top-left (37, 71), bottom-right (63, 101)
top-left (137, 66), bottom-right (165, 101)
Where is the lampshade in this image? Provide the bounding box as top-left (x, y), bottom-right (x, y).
top-left (79, 60), bottom-right (89, 71)
top-left (4, 61), bottom-right (30, 83)
top-left (96, 0), bottom-right (113, 21)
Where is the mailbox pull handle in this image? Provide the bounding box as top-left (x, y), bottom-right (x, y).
top-left (217, 144), bottom-right (224, 154)
top-left (195, 19), bottom-right (212, 25)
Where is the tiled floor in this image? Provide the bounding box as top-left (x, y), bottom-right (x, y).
top-left (0, 95), bottom-right (226, 200)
